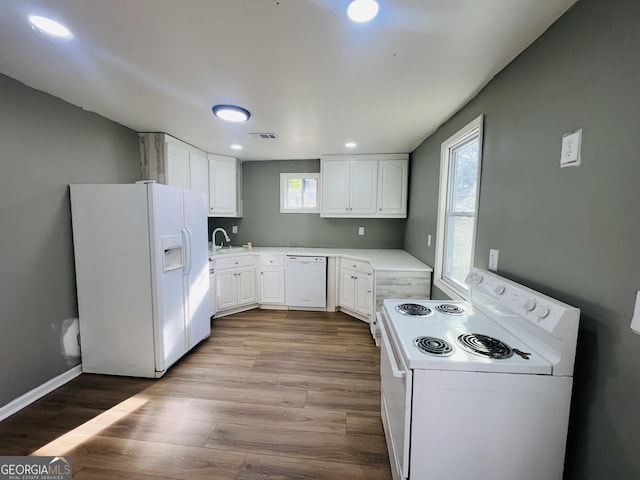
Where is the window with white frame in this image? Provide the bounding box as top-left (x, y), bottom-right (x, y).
top-left (280, 173), bottom-right (320, 213)
top-left (434, 115), bottom-right (484, 299)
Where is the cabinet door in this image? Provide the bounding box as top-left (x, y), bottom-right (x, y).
top-left (354, 273), bottom-right (373, 317)
top-left (321, 159), bottom-right (350, 216)
top-left (216, 270), bottom-right (237, 310)
top-left (209, 155), bottom-right (237, 216)
top-left (209, 266), bottom-right (216, 316)
top-left (190, 150), bottom-right (209, 196)
top-left (236, 267), bottom-right (257, 306)
top-left (166, 141), bottom-right (190, 189)
top-left (339, 268), bottom-right (356, 310)
top-left (378, 160), bottom-right (408, 217)
top-left (350, 160), bottom-right (378, 215)
top-left (260, 268), bottom-right (285, 304)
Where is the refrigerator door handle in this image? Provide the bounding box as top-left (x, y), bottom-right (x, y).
top-left (182, 228), bottom-right (192, 276)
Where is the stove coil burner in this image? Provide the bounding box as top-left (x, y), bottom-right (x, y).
top-left (457, 333), bottom-right (514, 359)
top-left (435, 303), bottom-right (466, 315)
top-left (414, 336), bottom-right (453, 356)
top-left (395, 303), bottom-right (432, 317)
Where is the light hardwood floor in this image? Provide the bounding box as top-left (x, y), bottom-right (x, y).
top-left (0, 310), bottom-right (392, 479)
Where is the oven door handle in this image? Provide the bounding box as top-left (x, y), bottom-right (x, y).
top-left (378, 312), bottom-right (407, 379)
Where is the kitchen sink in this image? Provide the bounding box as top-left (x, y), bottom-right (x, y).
top-left (209, 246), bottom-right (245, 257)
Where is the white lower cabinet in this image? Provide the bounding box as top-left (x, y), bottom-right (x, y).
top-left (214, 255), bottom-right (257, 314)
top-left (211, 252), bottom-right (432, 329)
top-left (259, 254), bottom-right (286, 305)
top-left (260, 268), bottom-right (286, 304)
top-left (209, 262), bottom-right (216, 316)
top-left (339, 259), bottom-right (374, 320)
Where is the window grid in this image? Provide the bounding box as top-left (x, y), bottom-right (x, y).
top-left (280, 173), bottom-right (320, 213)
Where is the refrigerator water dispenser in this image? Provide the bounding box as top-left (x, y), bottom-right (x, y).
top-left (162, 235), bottom-right (183, 272)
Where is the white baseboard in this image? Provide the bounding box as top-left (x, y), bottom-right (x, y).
top-left (0, 365), bottom-right (83, 421)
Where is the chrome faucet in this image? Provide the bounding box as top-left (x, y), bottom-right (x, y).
top-left (212, 227), bottom-right (231, 251)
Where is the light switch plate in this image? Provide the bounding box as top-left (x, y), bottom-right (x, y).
top-left (489, 249), bottom-right (499, 271)
top-left (232, 225), bottom-right (238, 234)
top-left (561, 129), bottom-right (582, 167)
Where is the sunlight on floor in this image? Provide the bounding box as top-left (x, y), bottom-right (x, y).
top-left (30, 394), bottom-right (150, 456)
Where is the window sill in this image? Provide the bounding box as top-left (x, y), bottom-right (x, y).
top-left (433, 278), bottom-right (467, 301)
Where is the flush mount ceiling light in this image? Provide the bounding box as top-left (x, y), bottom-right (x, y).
top-left (347, 0), bottom-right (379, 23)
top-left (28, 15), bottom-right (73, 38)
top-left (230, 144), bottom-right (243, 150)
top-left (345, 142), bottom-right (357, 148)
top-left (212, 104), bottom-right (251, 122)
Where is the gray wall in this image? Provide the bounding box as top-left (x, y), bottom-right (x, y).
top-left (404, 0), bottom-right (640, 478)
top-left (209, 159), bottom-right (405, 249)
top-left (0, 74), bottom-right (140, 408)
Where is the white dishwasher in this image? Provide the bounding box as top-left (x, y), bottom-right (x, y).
top-left (285, 256), bottom-right (327, 309)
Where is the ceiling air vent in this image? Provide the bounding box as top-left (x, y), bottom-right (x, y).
top-left (250, 133), bottom-right (278, 139)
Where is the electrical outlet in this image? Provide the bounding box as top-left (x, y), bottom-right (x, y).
top-left (489, 249), bottom-right (499, 271)
top-left (358, 227), bottom-right (365, 236)
top-left (560, 129), bottom-right (582, 167)
top-left (427, 234), bottom-right (432, 247)
top-left (232, 225), bottom-right (238, 234)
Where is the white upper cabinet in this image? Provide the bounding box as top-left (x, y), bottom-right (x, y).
top-left (350, 160), bottom-right (378, 215)
top-left (208, 154), bottom-right (243, 218)
top-left (321, 154), bottom-right (408, 218)
top-left (377, 159), bottom-right (408, 216)
top-left (139, 133), bottom-right (242, 218)
top-left (189, 149), bottom-right (209, 196)
top-left (166, 140), bottom-right (190, 188)
top-left (139, 132), bottom-right (209, 200)
top-left (166, 137), bottom-right (209, 197)
top-left (321, 159), bottom-right (351, 214)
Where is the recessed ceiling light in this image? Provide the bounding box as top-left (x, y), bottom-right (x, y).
top-left (347, 0), bottom-right (379, 23)
top-left (230, 144), bottom-right (243, 150)
top-left (212, 104), bottom-right (251, 122)
top-left (345, 142), bottom-right (357, 148)
top-left (28, 15), bottom-right (73, 38)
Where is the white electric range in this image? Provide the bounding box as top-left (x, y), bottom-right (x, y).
top-left (378, 267), bottom-right (579, 480)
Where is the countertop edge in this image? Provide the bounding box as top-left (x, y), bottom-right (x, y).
top-left (209, 247), bottom-right (433, 273)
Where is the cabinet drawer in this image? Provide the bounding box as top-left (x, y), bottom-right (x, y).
top-left (342, 258), bottom-right (373, 274)
top-left (260, 254), bottom-right (285, 267)
top-left (215, 255), bottom-right (255, 270)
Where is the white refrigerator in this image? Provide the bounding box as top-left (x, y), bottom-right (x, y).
top-left (70, 182), bottom-right (210, 378)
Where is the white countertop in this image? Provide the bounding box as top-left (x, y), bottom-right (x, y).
top-left (209, 247), bottom-right (432, 272)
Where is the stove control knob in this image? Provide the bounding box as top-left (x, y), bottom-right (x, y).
top-left (493, 285), bottom-right (506, 296)
top-left (467, 272), bottom-right (484, 284)
top-left (523, 299), bottom-right (537, 312)
top-left (534, 305), bottom-right (550, 319)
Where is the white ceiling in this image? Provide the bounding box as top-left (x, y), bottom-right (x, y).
top-left (0, 0), bottom-right (577, 161)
